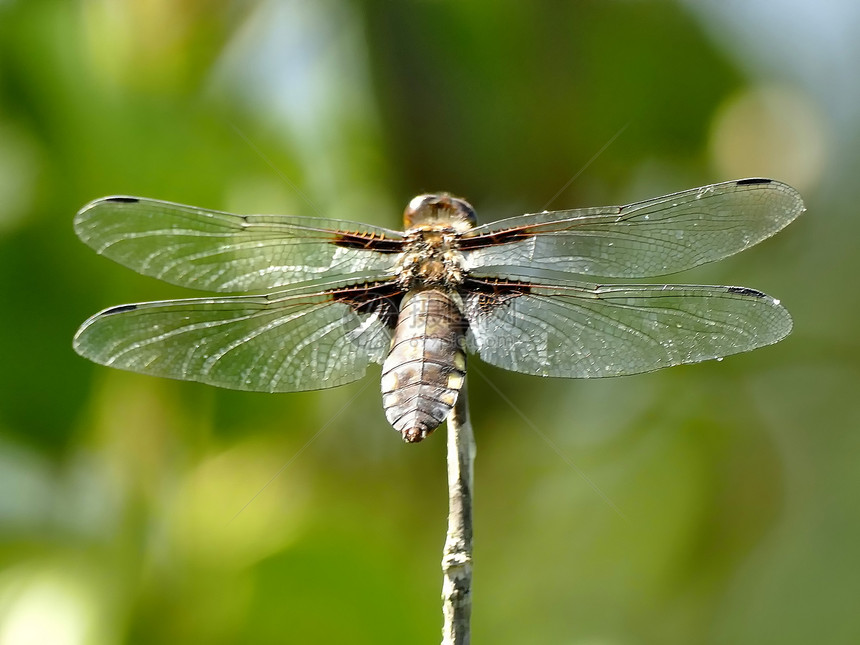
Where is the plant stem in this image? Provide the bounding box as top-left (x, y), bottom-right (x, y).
top-left (441, 379), bottom-right (474, 645)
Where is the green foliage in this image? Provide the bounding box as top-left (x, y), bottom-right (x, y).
top-left (0, 1), bottom-right (854, 643)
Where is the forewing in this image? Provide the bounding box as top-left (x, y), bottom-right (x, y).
top-left (73, 281), bottom-right (402, 392)
top-left (462, 179), bottom-right (804, 278)
top-left (75, 197), bottom-right (404, 292)
top-left (463, 278), bottom-right (792, 378)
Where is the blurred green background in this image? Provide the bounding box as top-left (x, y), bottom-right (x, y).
top-left (0, 0), bottom-right (856, 643)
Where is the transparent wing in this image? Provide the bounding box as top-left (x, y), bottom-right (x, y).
top-left (462, 179), bottom-right (804, 278)
top-left (74, 196), bottom-right (404, 292)
top-left (463, 278), bottom-right (792, 378)
top-left (73, 281), bottom-right (401, 392)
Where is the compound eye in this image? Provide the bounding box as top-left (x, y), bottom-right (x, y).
top-left (452, 198), bottom-right (477, 226)
top-left (407, 194), bottom-right (434, 213)
top-left (403, 194), bottom-right (437, 228)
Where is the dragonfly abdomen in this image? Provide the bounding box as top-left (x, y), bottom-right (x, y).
top-left (381, 289), bottom-right (466, 443)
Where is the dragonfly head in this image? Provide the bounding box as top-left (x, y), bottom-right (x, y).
top-left (403, 193), bottom-right (477, 232)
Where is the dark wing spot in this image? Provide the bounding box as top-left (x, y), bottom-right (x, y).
top-left (736, 178), bottom-right (772, 186)
top-left (104, 303), bottom-right (139, 315)
top-left (462, 278), bottom-right (532, 315)
top-left (104, 196), bottom-right (140, 204)
top-left (727, 286), bottom-right (765, 297)
top-left (333, 232), bottom-right (404, 253)
top-left (458, 227), bottom-right (537, 250)
top-left (330, 282), bottom-right (404, 329)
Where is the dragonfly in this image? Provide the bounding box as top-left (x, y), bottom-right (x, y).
top-left (73, 178), bottom-right (804, 442)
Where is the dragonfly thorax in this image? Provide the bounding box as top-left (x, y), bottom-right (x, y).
top-left (396, 227), bottom-right (467, 289)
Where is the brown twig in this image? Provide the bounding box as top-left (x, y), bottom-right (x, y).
top-left (441, 379), bottom-right (474, 645)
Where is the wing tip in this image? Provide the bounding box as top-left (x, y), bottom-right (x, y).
top-left (732, 177), bottom-right (806, 228)
top-left (72, 302), bottom-right (140, 356)
top-left (76, 195), bottom-right (141, 215)
top-left (74, 195), bottom-right (143, 238)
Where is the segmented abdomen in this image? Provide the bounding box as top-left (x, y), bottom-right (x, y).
top-left (381, 289), bottom-right (466, 442)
